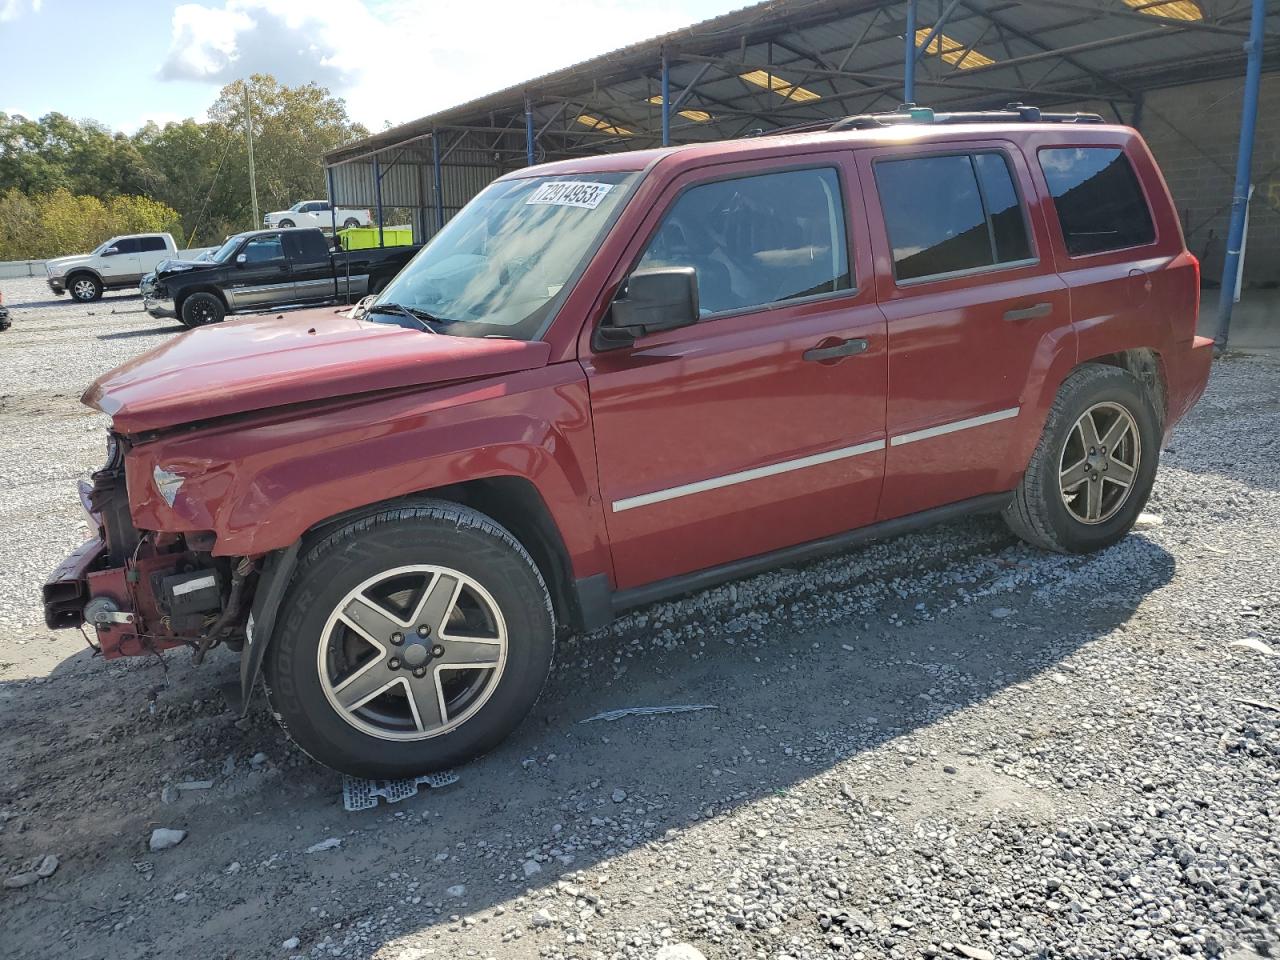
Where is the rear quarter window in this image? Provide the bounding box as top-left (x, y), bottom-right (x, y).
top-left (1038, 147), bottom-right (1155, 256)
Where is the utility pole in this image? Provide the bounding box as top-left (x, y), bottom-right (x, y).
top-left (244, 80), bottom-right (259, 229)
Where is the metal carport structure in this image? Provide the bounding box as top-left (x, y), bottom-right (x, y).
top-left (323, 0), bottom-right (1276, 346)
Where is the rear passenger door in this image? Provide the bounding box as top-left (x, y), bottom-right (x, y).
top-left (284, 230), bottom-right (337, 302)
top-left (138, 236), bottom-right (171, 273)
top-left (857, 142), bottom-right (1072, 520)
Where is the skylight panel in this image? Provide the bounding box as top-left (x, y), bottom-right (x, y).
top-left (915, 28), bottom-right (996, 69)
top-left (739, 69), bottom-right (822, 102)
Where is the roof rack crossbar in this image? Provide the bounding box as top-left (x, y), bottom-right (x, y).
top-left (827, 102), bottom-right (1105, 132)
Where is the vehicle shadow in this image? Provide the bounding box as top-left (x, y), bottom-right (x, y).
top-left (11, 293), bottom-right (144, 310)
top-left (0, 518), bottom-right (1179, 959)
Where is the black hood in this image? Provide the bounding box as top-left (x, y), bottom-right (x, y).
top-left (155, 258), bottom-right (217, 277)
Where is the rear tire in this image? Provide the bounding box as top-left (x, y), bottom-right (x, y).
top-left (69, 273), bottom-right (102, 302)
top-left (343, 218), bottom-right (360, 229)
top-left (1004, 363), bottom-right (1160, 553)
top-left (263, 501), bottom-right (555, 778)
top-left (180, 292), bottom-right (226, 327)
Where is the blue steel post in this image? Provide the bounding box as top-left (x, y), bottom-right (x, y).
top-left (1214, 0), bottom-right (1266, 350)
top-left (432, 129), bottom-right (444, 231)
top-left (373, 155), bottom-right (384, 248)
top-left (525, 96), bottom-right (535, 167)
top-left (661, 47), bottom-right (671, 147)
top-left (903, 0), bottom-right (917, 105)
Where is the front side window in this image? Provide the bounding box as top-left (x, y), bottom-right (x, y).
top-left (1039, 147), bottom-right (1155, 256)
top-left (110, 237), bottom-right (141, 255)
top-left (875, 152), bottom-right (1033, 282)
top-left (636, 167), bottom-right (851, 316)
top-left (242, 235), bottom-right (284, 263)
top-left (376, 171), bottom-right (637, 339)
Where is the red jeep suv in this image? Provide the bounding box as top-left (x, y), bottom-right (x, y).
top-left (45, 107), bottom-right (1213, 778)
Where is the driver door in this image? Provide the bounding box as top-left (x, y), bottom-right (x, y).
top-left (582, 157), bottom-right (888, 591)
top-left (227, 234), bottom-right (294, 309)
top-left (100, 237), bottom-right (141, 284)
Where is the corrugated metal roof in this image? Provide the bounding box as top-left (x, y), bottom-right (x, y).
top-left (325, 0), bottom-right (1280, 164)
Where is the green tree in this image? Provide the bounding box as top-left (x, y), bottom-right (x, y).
top-left (0, 75), bottom-right (368, 253)
top-left (0, 188), bottom-right (180, 260)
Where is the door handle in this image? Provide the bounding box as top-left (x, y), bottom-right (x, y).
top-left (803, 337), bottom-right (868, 362)
top-left (1003, 302), bottom-right (1053, 322)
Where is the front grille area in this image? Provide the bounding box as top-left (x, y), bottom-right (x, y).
top-left (87, 439), bottom-right (139, 564)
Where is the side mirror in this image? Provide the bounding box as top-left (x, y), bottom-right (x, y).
top-left (595, 267), bottom-right (699, 350)
top-left (102, 247), bottom-right (119, 257)
top-left (235, 253), bottom-right (247, 266)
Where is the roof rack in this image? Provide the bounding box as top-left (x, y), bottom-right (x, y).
top-left (828, 102), bottom-right (1105, 131)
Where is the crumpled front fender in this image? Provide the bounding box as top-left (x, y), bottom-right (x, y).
top-left (124, 364), bottom-right (610, 580)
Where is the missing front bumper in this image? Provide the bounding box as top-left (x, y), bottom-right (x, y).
top-left (43, 537), bottom-right (108, 629)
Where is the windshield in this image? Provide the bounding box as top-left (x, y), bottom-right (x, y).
top-left (374, 171), bottom-right (637, 339)
top-left (91, 238), bottom-right (117, 255)
top-left (211, 235), bottom-right (246, 262)
top-left (290, 202), bottom-right (307, 212)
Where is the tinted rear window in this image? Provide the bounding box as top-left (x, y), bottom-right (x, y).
top-left (875, 152), bottom-right (1032, 282)
top-left (1039, 147), bottom-right (1155, 256)
top-left (139, 237), bottom-right (168, 252)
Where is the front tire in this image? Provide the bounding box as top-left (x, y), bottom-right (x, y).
top-left (69, 274), bottom-right (102, 302)
top-left (180, 292), bottom-right (226, 327)
top-left (263, 502), bottom-right (555, 778)
top-left (1004, 363), bottom-right (1160, 553)
top-left (278, 219), bottom-right (295, 228)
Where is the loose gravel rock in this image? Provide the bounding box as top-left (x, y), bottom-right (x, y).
top-left (0, 279), bottom-right (1278, 959)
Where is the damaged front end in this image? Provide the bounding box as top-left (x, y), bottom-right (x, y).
top-left (42, 434), bottom-right (254, 663)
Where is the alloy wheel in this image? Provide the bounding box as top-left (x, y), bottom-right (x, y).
top-left (1058, 401), bottom-right (1141, 524)
top-left (317, 565), bottom-right (508, 741)
top-left (73, 279), bottom-right (96, 301)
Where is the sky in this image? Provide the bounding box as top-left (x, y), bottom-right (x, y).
top-left (0, 0), bottom-right (748, 133)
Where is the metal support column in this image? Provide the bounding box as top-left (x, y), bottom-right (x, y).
top-left (326, 167), bottom-right (339, 245)
top-left (432, 129), bottom-right (445, 231)
top-left (1214, 0), bottom-right (1266, 350)
top-left (904, 0), bottom-right (918, 104)
top-left (913, 0), bottom-right (963, 70)
top-left (661, 47), bottom-right (672, 147)
top-left (373, 155), bottom-right (385, 248)
top-left (525, 96), bottom-right (536, 166)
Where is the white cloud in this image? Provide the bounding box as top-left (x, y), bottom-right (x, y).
top-left (0, 0), bottom-right (42, 21)
top-left (159, 0), bottom-right (729, 129)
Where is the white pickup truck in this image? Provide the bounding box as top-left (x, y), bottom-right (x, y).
top-left (263, 201), bottom-right (371, 231)
top-left (46, 233), bottom-right (179, 302)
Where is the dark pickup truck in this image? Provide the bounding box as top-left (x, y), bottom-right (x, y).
top-left (141, 227), bottom-right (419, 327)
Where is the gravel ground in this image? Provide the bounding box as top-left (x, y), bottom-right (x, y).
top-left (0, 276), bottom-right (1277, 960)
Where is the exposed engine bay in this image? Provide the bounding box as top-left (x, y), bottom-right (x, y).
top-left (42, 434), bottom-right (254, 662)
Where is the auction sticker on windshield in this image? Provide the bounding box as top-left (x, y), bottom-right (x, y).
top-left (525, 181), bottom-right (615, 209)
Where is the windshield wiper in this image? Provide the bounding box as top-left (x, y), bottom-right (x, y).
top-left (366, 302), bottom-right (442, 334)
